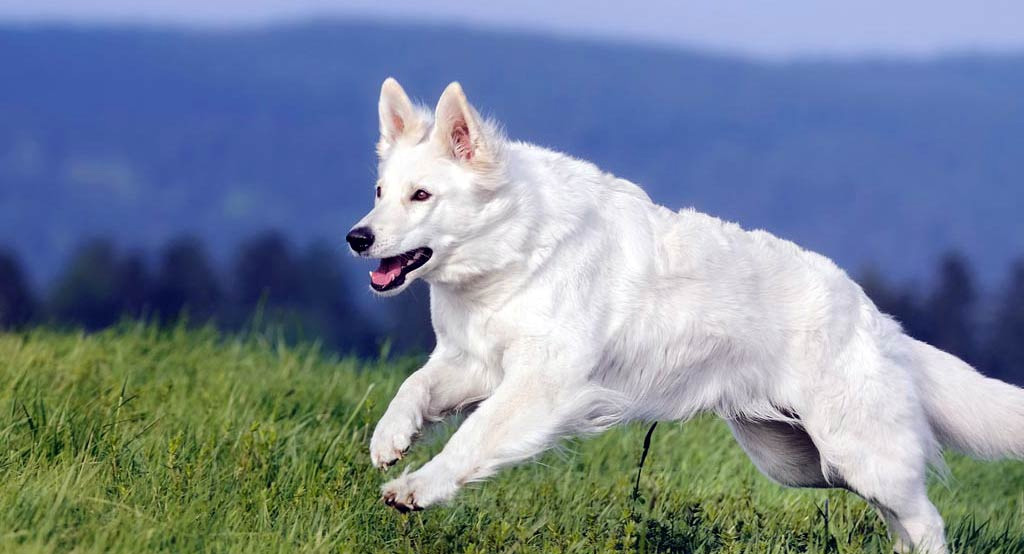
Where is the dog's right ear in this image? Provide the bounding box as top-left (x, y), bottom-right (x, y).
top-left (378, 77), bottom-right (425, 157)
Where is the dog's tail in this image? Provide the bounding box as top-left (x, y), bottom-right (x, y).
top-left (913, 338), bottom-right (1024, 459)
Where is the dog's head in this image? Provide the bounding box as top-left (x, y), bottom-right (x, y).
top-left (347, 78), bottom-right (508, 296)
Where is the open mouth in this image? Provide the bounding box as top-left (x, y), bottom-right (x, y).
top-left (369, 247), bottom-right (433, 292)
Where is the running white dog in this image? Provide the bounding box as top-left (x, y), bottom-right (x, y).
top-left (347, 78), bottom-right (1024, 554)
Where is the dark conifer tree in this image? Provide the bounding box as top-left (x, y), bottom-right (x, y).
top-left (151, 236), bottom-right (221, 322)
top-left (116, 250), bottom-right (151, 318)
top-left (234, 231), bottom-right (301, 308)
top-left (989, 260), bottom-right (1024, 385)
top-left (0, 249), bottom-right (36, 328)
top-left (924, 252), bottom-right (977, 364)
top-left (48, 239), bottom-right (123, 330)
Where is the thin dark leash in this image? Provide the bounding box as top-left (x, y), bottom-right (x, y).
top-left (631, 422), bottom-right (658, 504)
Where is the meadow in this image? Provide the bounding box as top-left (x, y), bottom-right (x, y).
top-left (0, 325), bottom-right (1021, 553)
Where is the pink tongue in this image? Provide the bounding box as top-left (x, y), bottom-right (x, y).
top-left (370, 258), bottom-right (403, 286)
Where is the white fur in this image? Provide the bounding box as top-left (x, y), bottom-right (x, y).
top-left (352, 79), bottom-right (1024, 552)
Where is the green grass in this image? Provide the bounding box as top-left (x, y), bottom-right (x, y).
top-left (0, 325), bottom-right (1022, 553)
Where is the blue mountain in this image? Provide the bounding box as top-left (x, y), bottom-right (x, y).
top-left (1, 21), bottom-right (1023, 288)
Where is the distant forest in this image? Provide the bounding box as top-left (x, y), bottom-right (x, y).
top-left (0, 232), bottom-right (433, 357)
top-left (0, 234), bottom-right (1022, 386)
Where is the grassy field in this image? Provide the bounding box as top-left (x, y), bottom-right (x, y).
top-left (1, 325), bottom-right (1022, 553)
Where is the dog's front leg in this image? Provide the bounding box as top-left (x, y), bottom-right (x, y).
top-left (370, 348), bottom-right (489, 469)
top-left (380, 356), bottom-right (603, 512)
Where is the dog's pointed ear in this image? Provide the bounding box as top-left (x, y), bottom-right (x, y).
top-left (432, 82), bottom-right (492, 165)
top-left (378, 77), bottom-right (424, 157)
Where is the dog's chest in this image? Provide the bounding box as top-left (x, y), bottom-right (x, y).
top-left (431, 294), bottom-right (512, 368)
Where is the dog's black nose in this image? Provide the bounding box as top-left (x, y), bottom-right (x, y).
top-left (346, 227), bottom-right (374, 253)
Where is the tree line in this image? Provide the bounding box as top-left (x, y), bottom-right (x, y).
top-left (0, 236), bottom-right (1022, 385)
top-left (0, 232), bottom-right (432, 356)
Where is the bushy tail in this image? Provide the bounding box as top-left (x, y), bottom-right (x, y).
top-left (912, 338), bottom-right (1024, 459)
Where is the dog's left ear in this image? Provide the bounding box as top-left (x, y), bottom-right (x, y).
top-left (432, 82), bottom-right (494, 167)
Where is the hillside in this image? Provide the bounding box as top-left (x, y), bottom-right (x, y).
top-left (0, 326), bottom-right (1022, 552)
top-left (1, 22), bottom-right (1024, 287)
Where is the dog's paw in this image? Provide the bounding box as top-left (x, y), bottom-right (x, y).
top-left (369, 413), bottom-right (418, 470)
top-left (380, 467), bottom-right (458, 513)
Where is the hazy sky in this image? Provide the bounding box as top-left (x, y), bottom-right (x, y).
top-left (4, 0), bottom-right (1024, 59)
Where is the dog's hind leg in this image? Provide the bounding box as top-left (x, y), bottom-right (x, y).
top-left (801, 362), bottom-right (947, 553)
top-left (858, 478), bottom-right (944, 554)
top-left (727, 417), bottom-right (837, 489)
top-left (812, 434), bottom-right (944, 553)
top-left (729, 415), bottom-right (934, 552)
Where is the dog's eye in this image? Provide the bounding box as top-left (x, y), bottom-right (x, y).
top-left (411, 189), bottom-right (432, 202)
top-left (375, 186), bottom-right (381, 199)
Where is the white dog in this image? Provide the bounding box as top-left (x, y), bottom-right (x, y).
top-left (347, 78), bottom-right (1024, 554)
